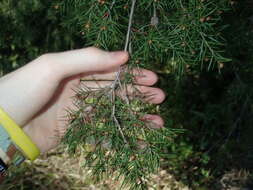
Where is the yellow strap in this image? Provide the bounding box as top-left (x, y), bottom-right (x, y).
top-left (0, 107), bottom-right (40, 161)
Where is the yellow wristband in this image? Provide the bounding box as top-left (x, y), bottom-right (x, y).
top-left (0, 107), bottom-right (40, 161)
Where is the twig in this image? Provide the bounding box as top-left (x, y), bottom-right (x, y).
top-left (112, 0), bottom-right (136, 104)
top-left (110, 0), bottom-right (137, 144)
top-left (151, 2), bottom-right (159, 26)
top-left (111, 0), bottom-right (136, 89)
top-left (124, 0), bottom-right (136, 52)
top-left (110, 0), bottom-right (116, 10)
top-left (111, 89), bottom-right (129, 145)
top-left (79, 0), bottom-right (137, 145)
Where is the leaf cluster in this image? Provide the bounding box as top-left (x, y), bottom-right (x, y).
top-left (63, 85), bottom-right (177, 189)
top-left (60, 0), bottom-right (231, 75)
top-left (59, 0), bottom-right (234, 188)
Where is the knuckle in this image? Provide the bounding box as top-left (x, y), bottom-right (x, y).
top-left (86, 46), bottom-right (101, 53)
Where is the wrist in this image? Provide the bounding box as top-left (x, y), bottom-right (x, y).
top-left (0, 55), bottom-right (60, 127)
top-left (0, 107), bottom-right (40, 160)
top-left (0, 107), bottom-right (40, 179)
top-left (23, 124), bottom-right (45, 154)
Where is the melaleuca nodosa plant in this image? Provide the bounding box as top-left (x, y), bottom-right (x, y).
top-left (58, 0), bottom-right (231, 189)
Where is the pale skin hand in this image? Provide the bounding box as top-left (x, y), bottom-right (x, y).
top-left (0, 47), bottom-right (166, 153)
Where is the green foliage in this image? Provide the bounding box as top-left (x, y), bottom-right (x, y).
top-left (0, 0), bottom-right (80, 75)
top-left (63, 77), bottom-right (180, 189)
top-left (60, 0), bottom-right (230, 75)
top-left (58, 0), bottom-right (237, 188)
top-left (1, 0), bottom-right (253, 189)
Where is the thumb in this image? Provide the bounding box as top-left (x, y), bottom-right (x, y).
top-left (46, 47), bottom-right (129, 78)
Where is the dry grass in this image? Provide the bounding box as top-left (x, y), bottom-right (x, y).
top-left (2, 145), bottom-right (251, 190)
top-left (220, 169), bottom-right (252, 190)
top-left (1, 145), bottom-right (189, 190)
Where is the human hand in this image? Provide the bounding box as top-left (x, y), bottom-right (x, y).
top-left (0, 47), bottom-right (165, 153)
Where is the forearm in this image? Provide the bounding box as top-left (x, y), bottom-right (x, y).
top-left (0, 58), bottom-right (58, 126)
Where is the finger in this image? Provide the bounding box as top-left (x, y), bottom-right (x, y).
top-left (120, 85), bottom-right (166, 104)
top-left (44, 47), bottom-right (129, 79)
top-left (131, 69), bottom-right (158, 86)
top-left (141, 114), bottom-right (164, 128)
top-left (81, 68), bottom-right (158, 86)
top-left (78, 80), bottom-right (165, 105)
